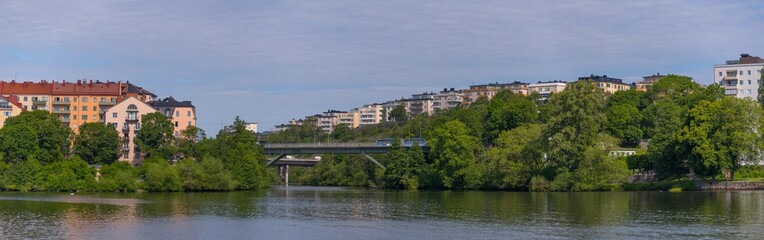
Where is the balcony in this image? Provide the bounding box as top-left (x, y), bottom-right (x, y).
top-left (60, 118), bottom-right (71, 123)
top-left (52, 109), bottom-right (70, 114)
top-left (99, 100), bottom-right (117, 106)
top-left (126, 116), bottom-right (139, 122)
top-left (32, 99), bottom-right (48, 105)
top-left (52, 100), bottom-right (71, 105)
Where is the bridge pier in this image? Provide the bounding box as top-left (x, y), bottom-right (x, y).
top-left (279, 165), bottom-right (290, 187)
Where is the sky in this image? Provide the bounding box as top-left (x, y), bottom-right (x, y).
top-left (1, 1), bottom-right (763, 133)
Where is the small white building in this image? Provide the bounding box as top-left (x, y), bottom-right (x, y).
top-left (246, 122), bottom-right (258, 133)
top-left (528, 81), bottom-right (567, 100)
top-left (714, 54), bottom-right (764, 99)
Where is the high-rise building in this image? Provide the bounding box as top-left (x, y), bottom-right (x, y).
top-left (356, 103), bottom-right (383, 126)
top-left (714, 54), bottom-right (764, 98)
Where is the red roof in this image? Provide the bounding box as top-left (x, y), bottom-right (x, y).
top-left (7, 95), bottom-right (23, 109)
top-left (52, 80), bottom-right (121, 96)
top-left (0, 81), bottom-right (53, 95)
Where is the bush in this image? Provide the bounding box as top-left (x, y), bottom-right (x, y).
top-left (735, 166), bottom-right (764, 179)
top-left (99, 161), bottom-right (140, 192)
top-left (530, 175), bottom-right (549, 192)
top-left (141, 157), bottom-right (182, 192)
top-left (200, 156), bottom-right (236, 191)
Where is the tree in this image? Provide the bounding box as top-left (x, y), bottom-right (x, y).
top-left (384, 138), bottom-right (407, 189)
top-left (428, 120), bottom-right (479, 189)
top-left (214, 116), bottom-right (270, 190)
top-left (175, 125), bottom-right (207, 160)
top-left (390, 104), bottom-right (407, 122)
top-left (677, 97), bottom-right (764, 179)
top-left (759, 68), bottom-right (764, 107)
top-left (485, 90), bottom-right (537, 142)
top-left (98, 161), bottom-right (140, 192)
top-left (607, 89), bottom-right (647, 110)
top-left (2, 110), bottom-right (71, 163)
top-left (74, 122), bottom-right (121, 164)
top-left (644, 100), bottom-right (688, 177)
top-left (330, 123), bottom-right (356, 142)
top-left (135, 112), bottom-right (175, 159)
top-left (0, 125), bottom-right (39, 162)
top-left (605, 104), bottom-right (643, 147)
top-left (141, 156), bottom-right (182, 192)
top-left (485, 124), bottom-right (544, 190)
top-left (542, 80), bottom-right (606, 172)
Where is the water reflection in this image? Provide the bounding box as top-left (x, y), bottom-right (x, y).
top-left (1, 189), bottom-right (764, 239)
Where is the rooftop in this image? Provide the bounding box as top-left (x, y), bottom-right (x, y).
top-left (148, 96), bottom-right (195, 108)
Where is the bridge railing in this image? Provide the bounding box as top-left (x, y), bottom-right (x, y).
top-left (263, 143), bottom-right (386, 148)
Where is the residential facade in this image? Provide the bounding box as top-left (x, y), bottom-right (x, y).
top-left (0, 95), bottom-right (23, 128)
top-left (578, 74), bottom-right (631, 94)
top-left (405, 92), bottom-right (436, 116)
top-left (433, 88), bottom-right (464, 112)
top-left (528, 81), bottom-right (567, 100)
top-left (105, 97), bottom-right (158, 165)
top-left (635, 73), bottom-right (668, 92)
top-left (356, 103), bottom-right (383, 126)
top-left (148, 97), bottom-right (197, 137)
top-left (714, 54), bottom-right (764, 98)
top-left (462, 81), bottom-right (529, 105)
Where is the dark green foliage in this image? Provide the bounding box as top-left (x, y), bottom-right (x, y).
top-left (759, 68), bottom-right (764, 107)
top-left (5, 158), bottom-right (43, 192)
top-left (389, 104), bottom-right (407, 122)
top-left (135, 112), bottom-right (176, 159)
top-left (1, 111), bottom-right (71, 163)
top-left (429, 120), bottom-right (479, 189)
top-left (199, 156), bottom-right (236, 190)
top-left (605, 104), bottom-right (642, 147)
top-left (0, 125), bottom-right (39, 162)
top-left (330, 124), bottom-right (357, 142)
top-left (75, 123), bottom-right (121, 164)
top-left (214, 116), bottom-right (270, 190)
top-left (175, 125), bottom-right (207, 160)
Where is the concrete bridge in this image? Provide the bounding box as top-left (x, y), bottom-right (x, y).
top-left (262, 142), bottom-right (430, 185)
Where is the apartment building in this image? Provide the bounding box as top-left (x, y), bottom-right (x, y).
top-left (382, 99), bottom-right (406, 122)
top-left (148, 97), bottom-right (197, 137)
top-left (433, 88), bottom-right (464, 112)
top-left (356, 103), bottom-right (383, 126)
top-left (0, 96), bottom-right (23, 128)
top-left (714, 54), bottom-right (764, 98)
top-left (0, 80), bottom-right (156, 131)
top-left (315, 110), bottom-right (359, 132)
top-left (405, 92), bottom-right (436, 116)
top-left (462, 81), bottom-right (529, 105)
top-left (578, 74), bottom-right (631, 94)
top-left (105, 97), bottom-right (158, 165)
top-left (528, 81), bottom-right (567, 100)
top-left (635, 73), bottom-right (667, 92)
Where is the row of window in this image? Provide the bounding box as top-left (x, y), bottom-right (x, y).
top-left (719, 69), bottom-right (763, 77)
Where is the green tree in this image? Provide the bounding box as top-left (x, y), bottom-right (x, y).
top-left (607, 89), bottom-right (647, 110)
top-left (214, 116), bottom-right (270, 190)
top-left (605, 104), bottom-right (643, 147)
top-left (7, 158), bottom-right (43, 192)
top-left (135, 112), bottom-right (175, 159)
top-left (0, 125), bottom-right (39, 162)
top-left (199, 156), bottom-right (235, 190)
top-left (40, 157), bottom-right (96, 192)
top-left (677, 97), bottom-right (764, 179)
top-left (176, 158), bottom-right (205, 191)
top-left (485, 124), bottom-right (544, 190)
top-left (141, 156), bottom-right (182, 192)
top-left (486, 90), bottom-right (537, 142)
top-left (759, 68), bottom-right (764, 107)
top-left (384, 138), bottom-right (407, 189)
top-left (175, 125), bottom-right (206, 160)
top-left (75, 122), bottom-right (121, 165)
top-left (330, 123), bottom-right (356, 142)
top-left (644, 100), bottom-right (687, 177)
top-left (390, 104), bottom-right (407, 122)
top-left (542, 80), bottom-right (606, 172)
top-left (428, 120), bottom-right (479, 189)
top-left (2, 110), bottom-right (71, 163)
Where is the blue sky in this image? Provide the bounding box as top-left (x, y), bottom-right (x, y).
top-left (1, 1), bottom-right (763, 133)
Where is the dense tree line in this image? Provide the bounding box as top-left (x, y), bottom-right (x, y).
top-left (271, 75), bottom-right (764, 191)
top-left (0, 111), bottom-right (273, 192)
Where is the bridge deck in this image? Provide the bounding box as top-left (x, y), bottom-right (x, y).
top-left (263, 143), bottom-right (430, 155)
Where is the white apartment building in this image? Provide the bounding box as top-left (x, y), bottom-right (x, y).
top-left (382, 99), bottom-right (405, 122)
top-left (714, 54), bottom-right (764, 99)
top-left (433, 88), bottom-right (464, 112)
top-left (405, 92), bottom-right (436, 116)
top-left (356, 103), bottom-right (383, 126)
top-left (528, 81), bottom-right (567, 100)
top-left (316, 110), bottom-right (359, 132)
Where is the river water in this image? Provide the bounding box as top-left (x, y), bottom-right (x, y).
top-left (1, 187), bottom-right (763, 239)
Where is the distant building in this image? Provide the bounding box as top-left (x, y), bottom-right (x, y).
top-left (433, 88), bottom-right (464, 112)
top-left (0, 95), bottom-right (23, 128)
top-left (315, 110), bottom-right (359, 132)
top-left (405, 92), bottom-right (436, 116)
top-left (356, 103), bottom-right (384, 126)
top-left (105, 97), bottom-right (157, 165)
top-left (528, 81), bottom-right (567, 100)
top-left (578, 74), bottom-right (631, 94)
top-left (148, 97), bottom-right (196, 137)
top-left (382, 99), bottom-right (405, 122)
top-left (635, 73), bottom-right (668, 92)
top-left (246, 122), bottom-right (258, 133)
top-left (714, 53), bottom-right (764, 98)
top-left (462, 81), bottom-right (529, 106)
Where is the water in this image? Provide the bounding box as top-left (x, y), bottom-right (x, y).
top-left (1, 187), bottom-right (763, 239)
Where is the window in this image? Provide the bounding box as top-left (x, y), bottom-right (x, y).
top-left (188, 121), bottom-right (192, 126)
top-left (82, 115), bottom-right (88, 120)
top-left (73, 124), bottom-right (77, 128)
top-left (749, 89), bottom-right (752, 94)
top-left (82, 97), bottom-right (87, 102)
top-left (175, 121), bottom-right (178, 127)
top-left (719, 72), bottom-right (723, 76)
top-left (749, 70), bottom-right (752, 75)
top-left (187, 111), bottom-right (191, 117)
top-left (73, 115), bottom-right (77, 120)
top-left (749, 80), bottom-right (752, 85)
top-left (4, 112), bottom-right (10, 117)
top-left (73, 106), bottom-right (77, 111)
top-left (175, 111), bottom-right (179, 117)
top-left (83, 106), bottom-right (88, 111)
top-left (740, 71), bottom-right (744, 75)
top-left (174, 131), bottom-right (179, 137)
top-left (113, 113), bottom-right (118, 118)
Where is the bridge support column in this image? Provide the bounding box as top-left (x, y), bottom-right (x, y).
top-left (284, 165), bottom-right (289, 187)
top-left (362, 152), bottom-right (386, 170)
